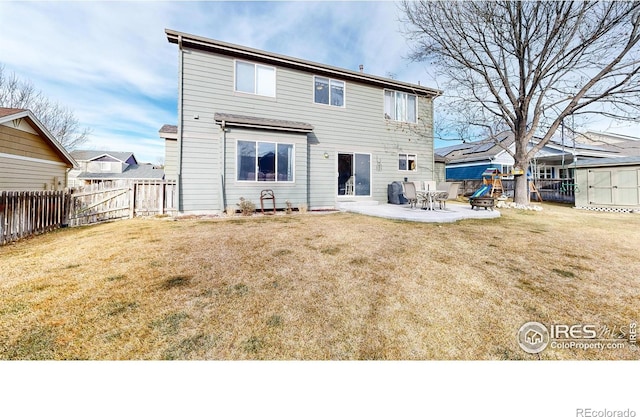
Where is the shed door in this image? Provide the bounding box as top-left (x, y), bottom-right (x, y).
top-left (614, 169), bottom-right (639, 206)
top-left (588, 169), bottom-right (613, 205)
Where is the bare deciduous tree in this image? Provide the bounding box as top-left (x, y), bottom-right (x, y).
top-left (0, 64), bottom-right (90, 150)
top-left (401, 1), bottom-right (640, 204)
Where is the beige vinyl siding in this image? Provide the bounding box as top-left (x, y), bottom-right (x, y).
top-left (223, 129), bottom-right (308, 210)
top-left (164, 138), bottom-right (178, 180)
top-left (0, 125), bottom-right (62, 162)
top-left (0, 155), bottom-right (68, 191)
top-left (180, 48), bottom-right (434, 211)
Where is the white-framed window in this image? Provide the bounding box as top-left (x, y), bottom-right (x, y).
top-left (398, 153), bottom-right (417, 171)
top-left (559, 168), bottom-right (574, 179)
top-left (237, 140), bottom-right (294, 182)
top-left (314, 76), bottom-right (345, 107)
top-left (100, 162), bottom-right (110, 172)
top-left (537, 167), bottom-right (554, 179)
top-left (235, 60), bottom-right (276, 97)
top-left (384, 90), bottom-right (417, 123)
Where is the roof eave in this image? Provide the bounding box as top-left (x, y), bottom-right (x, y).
top-left (166, 29), bottom-right (443, 98)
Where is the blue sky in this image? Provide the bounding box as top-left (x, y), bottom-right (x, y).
top-left (2, 1), bottom-right (638, 164)
top-left (0, 0), bottom-right (443, 163)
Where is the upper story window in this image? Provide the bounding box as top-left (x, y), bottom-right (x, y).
top-left (314, 76), bottom-right (345, 107)
top-left (235, 60), bottom-right (276, 97)
top-left (384, 90), bottom-right (417, 123)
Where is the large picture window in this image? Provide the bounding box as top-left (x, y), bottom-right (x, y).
top-left (384, 90), bottom-right (417, 123)
top-left (237, 140), bottom-right (294, 182)
top-left (235, 61), bottom-right (276, 97)
top-left (314, 76), bottom-right (344, 107)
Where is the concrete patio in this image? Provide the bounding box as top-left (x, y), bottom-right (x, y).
top-left (338, 201), bottom-right (501, 223)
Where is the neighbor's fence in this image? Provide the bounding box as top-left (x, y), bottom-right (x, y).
top-left (132, 180), bottom-right (178, 217)
top-left (67, 183), bottom-right (132, 227)
top-left (1, 180), bottom-right (177, 245)
top-left (67, 180), bottom-right (177, 226)
top-left (0, 190), bottom-right (68, 245)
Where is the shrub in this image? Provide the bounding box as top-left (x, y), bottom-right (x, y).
top-left (236, 197), bottom-right (255, 216)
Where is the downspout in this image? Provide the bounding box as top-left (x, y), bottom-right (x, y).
top-left (221, 120), bottom-right (227, 212)
top-left (430, 96), bottom-right (435, 182)
top-left (176, 35), bottom-right (184, 212)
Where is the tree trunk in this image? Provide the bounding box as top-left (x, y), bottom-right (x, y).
top-left (513, 159), bottom-right (530, 205)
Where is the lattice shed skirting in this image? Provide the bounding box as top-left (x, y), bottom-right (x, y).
top-left (575, 206), bottom-right (639, 213)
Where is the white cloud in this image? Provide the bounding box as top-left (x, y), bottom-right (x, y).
top-left (3, 0), bottom-right (633, 163)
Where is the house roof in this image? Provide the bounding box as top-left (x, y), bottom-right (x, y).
top-left (214, 113), bottom-right (314, 133)
top-left (76, 163), bottom-right (165, 180)
top-left (436, 130), bottom-right (638, 165)
top-left (158, 124), bottom-right (177, 140)
top-left (0, 107), bottom-right (78, 168)
top-left (435, 132), bottom-right (515, 164)
top-left (0, 108), bottom-right (26, 118)
top-left (159, 124), bottom-right (177, 134)
top-left (576, 156), bottom-right (640, 168)
top-left (166, 29), bottom-right (443, 98)
top-left (70, 150), bottom-right (137, 164)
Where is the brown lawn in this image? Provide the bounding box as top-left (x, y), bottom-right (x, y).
top-left (1, 203), bottom-right (639, 360)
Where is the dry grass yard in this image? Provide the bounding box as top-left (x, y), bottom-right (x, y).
top-left (1, 203), bottom-right (639, 360)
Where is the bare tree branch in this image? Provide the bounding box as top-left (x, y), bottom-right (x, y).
top-left (400, 0), bottom-right (640, 204)
top-left (0, 64), bottom-right (90, 150)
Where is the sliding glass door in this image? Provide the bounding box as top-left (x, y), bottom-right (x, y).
top-left (337, 153), bottom-right (371, 196)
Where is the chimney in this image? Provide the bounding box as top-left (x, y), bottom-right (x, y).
top-left (359, 64), bottom-right (364, 73)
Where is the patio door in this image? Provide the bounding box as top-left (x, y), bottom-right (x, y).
top-left (337, 153), bottom-right (370, 196)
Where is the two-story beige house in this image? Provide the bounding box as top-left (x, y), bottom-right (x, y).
top-left (68, 150), bottom-right (164, 188)
top-left (165, 29), bottom-right (441, 214)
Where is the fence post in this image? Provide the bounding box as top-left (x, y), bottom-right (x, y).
top-left (159, 181), bottom-right (165, 215)
top-left (129, 183), bottom-right (135, 219)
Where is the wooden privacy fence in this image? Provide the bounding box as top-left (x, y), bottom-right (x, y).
top-left (1, 180), bottom-right (177, 245)
top-left (0, 190), bottom-right (68, 245)
top-left (67, 184), bottom-right (132, 227)
top-left (68, 180), bottom-right (177, 226)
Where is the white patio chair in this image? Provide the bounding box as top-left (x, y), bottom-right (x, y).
top-left (402, 182), bottom-right (418, 209)
top-left (345, 176), bottom-right (355, 195)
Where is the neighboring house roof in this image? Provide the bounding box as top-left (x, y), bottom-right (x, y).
top-left (71, 150), bottom-right (137, 164)
top-left (76, 163), bottom-right (165, 180)
top-left (436, 130), bottom-right (637, 165)
top-left (165, 29), bottom-right (443, 98)
top-left (576, 156), bottom-right (640, 168)
top-left (214, 113), bottom-right (314, 133)
top-left (434, 154), bottom-right (447, 163)
top-left (0, 108), bottom-right (25, 118)
top-left (576, 131), bottom-right (640, 157)
top-left (435, 132), bottom-right (515, 164)
top-left (0, 107), bottom-right (78, 168)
